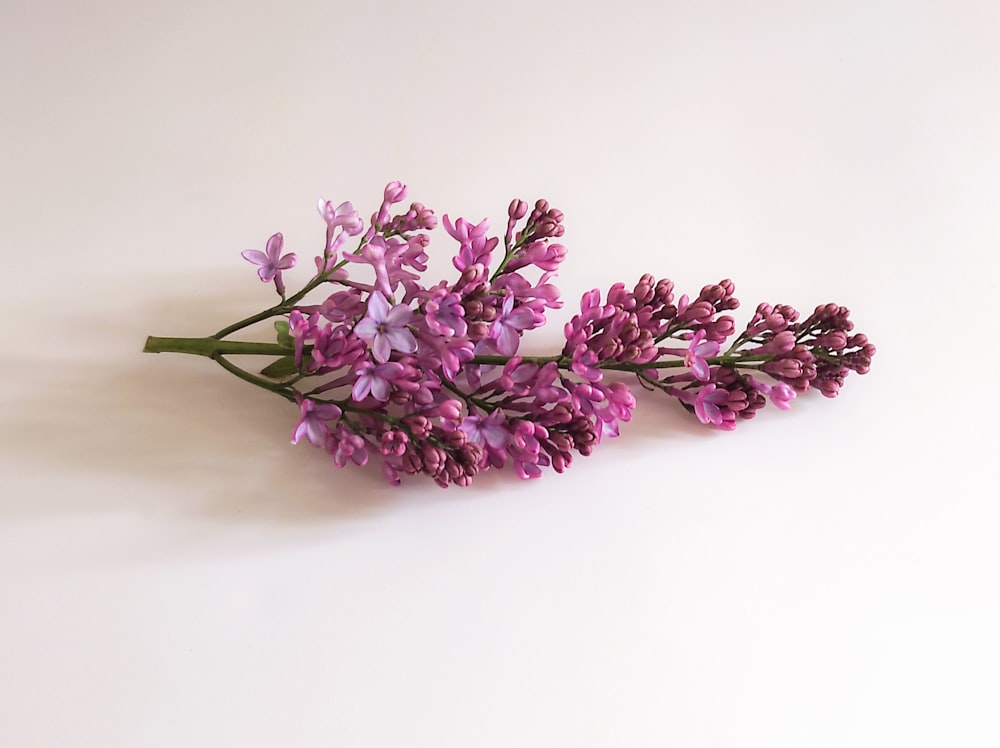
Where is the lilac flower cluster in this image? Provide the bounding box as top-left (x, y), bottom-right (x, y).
top-left (144, 182), bottom-right (875, 487)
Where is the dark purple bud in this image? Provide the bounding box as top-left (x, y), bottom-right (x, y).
top-left (443, 429), bottom-right (467, 448)
top-left (468, 321), bottom-right (490, 339)
top-left (813, 331), bottom-right (847, 350)
top-left (403, 415), bottom-right (431, 438)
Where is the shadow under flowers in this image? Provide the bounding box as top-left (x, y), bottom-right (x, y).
top-left (0, 278), bottom-right (452, 528)
top-left (1, 275), bottom-right (781, 531)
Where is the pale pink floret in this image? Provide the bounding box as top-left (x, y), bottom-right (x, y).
top-left (354, 291), bottom-right (417, 363)
top-left (489, 295), bottom-right (534, 356)
top-left (241, 232), bottom-right (296, 295)
top-left (352, 361), bottom-right (407, 402)
top-left (693, 385), bottom-right (732, 429)
top-left (291, 398), bottom-right (342, 447)
top-left (684, 330), bottom-right (721, 382)
top-left (460, 410), bottom-right (510, 450)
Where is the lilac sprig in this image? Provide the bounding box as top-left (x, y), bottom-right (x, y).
top-left (144, 182), bottom-right (876, 487)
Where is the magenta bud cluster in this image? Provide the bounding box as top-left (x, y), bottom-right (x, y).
top-left (147, 182), bottom-right (875, 487)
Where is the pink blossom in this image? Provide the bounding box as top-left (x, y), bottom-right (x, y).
top-left (352, 361), bottom-right (408, 402)
top-left (241, 232), bottom-right (296, 296)
top-left (317, 198), bottom-right (364, 238)
top-left (291, 398), bottom-right (342, 447)
top-left (460, 410), bottom-right (510, 450)
top-left (684, 329), bottom-right (721, 382)
top-left (693, 385), bottom-right (736, 430)
top-left (489, 295), bottom-right (534, 356)
top-left (354, 291), bottom-right (417, 363)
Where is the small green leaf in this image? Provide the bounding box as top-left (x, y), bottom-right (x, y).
top-left (260, 355), bottom-right (298, 379)
top-left (274, 320), bottom-right (294, 349)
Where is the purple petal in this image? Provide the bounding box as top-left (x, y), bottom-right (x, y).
top-left (354, 317), bottom-right (378, 341)
top-left (459, 419), bottom-right (484, 446)
top-left (352, 375), bottom-right (372, 402)
top-left (276, 253), bottom-right (297, 270)
top-left (241, 249), bottom-right (267, 266)
top-left (366, 291), bottom-right (389, 323)
top-left (516, 461), bottom-right (542, 479)
top-left (694, 340), bottom-right (720, 358)
top-left (511, 363), bottom-right (538, 384)
top-left (384, 328), bottom-right (417, 354)
top-left (706, 389), bottom-right (729, 405)
top-left (370, 376), bottom-right (391, 401)
top-left (483, 424), bottom-right (510, 449)
top-left (496, 324), bottom-right (519, 356)
top-left (314, 403), bottom-right (342, 420)
top-left (257, 265), bottom-right (277, 282)
top-left (305, 419), bottom-right (326, 448)
top-left (507, 308), bottom-right (534, 330)
top-left (695, 400), bottom-right (720, 426)
top-left (362, 239), bottom-right (387, 263)
top-left (376, 362), bottom-right (405, 379)
top-left (372, 334), bottom-right (391, 362)
top-left (265, 233), bottom-right (283, 260)
top-left (691, 358), bottom-right (710, 382)
top-left (384, 304), bottom-right (413, 327)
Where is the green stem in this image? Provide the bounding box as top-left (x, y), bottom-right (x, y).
top-left (143, 336), bottom-right (290, 357)
top-left (212, 257), bottom-right (355, 339)
top-left (213, 306), bottom-right (290, 339)
top-left (442, 379), bottom-right (495, 413)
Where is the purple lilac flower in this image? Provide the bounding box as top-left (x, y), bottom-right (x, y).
top-left (288, 309), bottom-right (318, 367)
top-left (425, 289), bottom-right (468, 337)
top-left (460, 410), bottom-right (510, 450)
top-left (371, 181), bottom-right (408, 229)
top-left (353, 361), bottom-right (409, 402)
top-left (380, 429), bottom-right (410, 457)
top-left (445, 215), bottom-right (498, 271)
top-left (569, 344), bottom-right (601, 382)
top-left (241, 232), bottom-right (296, 296)
top-left (768, 381), bottom-right (796, 410)
top-left (317, 199), bottom-right (364, 254)
top-left (693, 384), bottom-right (734, 430)
top-left (309, 325), bottom-right (366, 374)
top-left (346, 237), bottom-right (394, 296)
top-left (489, 294), bottom-right (535, 356)
top-left (435, 336), bottom-right (474, 382)
top-left (318, 290), bottom-right (366, 323)
top-left (354, 291), bottom-right (417, 363)
top-left (684, 329), bottom-right (720, 382)
top-left (328, 426), bottom-right (368, 468)
top-left (291, 398), bottom-right (342, 447)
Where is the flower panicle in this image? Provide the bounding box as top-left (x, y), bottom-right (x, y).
top-left (162, 181), bottom-right (876, 487)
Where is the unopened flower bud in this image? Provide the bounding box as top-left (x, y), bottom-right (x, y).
top-left (383, 181), bottom-right (408, 204)
top-left (438, 399), bottom-right (463, 421)
top-left (468, 321), bottom-right (490, 339)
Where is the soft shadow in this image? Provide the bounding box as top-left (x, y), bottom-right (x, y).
top-left (3, 276), bottom-right (800, 525)
top-left (0, 280), bottom-right (457, 525)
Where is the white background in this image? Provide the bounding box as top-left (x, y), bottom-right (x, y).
top-left (2, 1), bottom-right (998, 746)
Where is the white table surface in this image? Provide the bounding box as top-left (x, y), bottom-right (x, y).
top-left (2, 1), bottom-right (998, 746)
